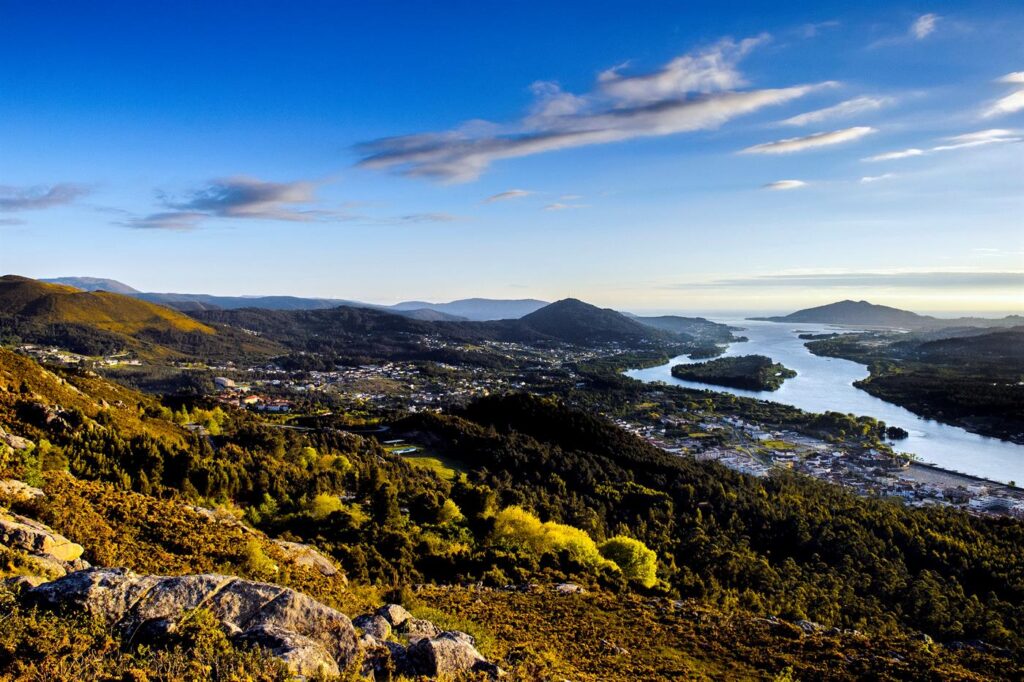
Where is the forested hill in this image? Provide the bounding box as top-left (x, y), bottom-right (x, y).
top-left (752, 300), bottom-right (928, 327)
top-left (755, 299), bottom-right (1022, 329)
top-left (0, 275), bottom-right (280, 360)
top-left (516, 298), bottom-right (679, 345)
top-left (0, 349), bottom-right (1022, 678)
top-left (192, 297), bottom-right (686, 362)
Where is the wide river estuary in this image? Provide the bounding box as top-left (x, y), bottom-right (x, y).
top-left (625, 319), bottom-right (1024, 484)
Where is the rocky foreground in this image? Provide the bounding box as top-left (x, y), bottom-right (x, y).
top-left (0, 481), bottom-right (500, 680)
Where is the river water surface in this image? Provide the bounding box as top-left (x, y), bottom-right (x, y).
top-left (624, 319), bottom-right (1024, 484)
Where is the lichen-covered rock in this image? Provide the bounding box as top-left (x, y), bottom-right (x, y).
top-left (0, 428), bottom-right (32, 451)
top-left (27, 568), bottom-right (358, 673)
top-left (407, 630), bottom-right (500, 677)
top-left (0, 479), bottom-right (45, 503)
top-left (273, 539), bottom-right (344, 580)
top-left (236, 624), bottom-right (341, 678)
top-left (399, 617), bottom-right (441, 642)
top-left (0, 510), bottom-right (84, 563)
top-left (376, 603), bottom-right (412, 628)
top-left (554, 582), bottom-right (585, 595)
top-left (354, 613), bottom-right (392, 640)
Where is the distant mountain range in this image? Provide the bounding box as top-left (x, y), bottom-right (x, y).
top-left (751, 299), bottom-right (1022, 329)
top-left (42, 277), bottom-right (547, 321)
top-left (7, 277), bottom-right (699, 366)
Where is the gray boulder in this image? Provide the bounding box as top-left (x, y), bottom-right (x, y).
top-left (236, 624), bottom-right (341, 678)
top-left (0, 510), bottom-right (85, 565)
top-left (376, 603), bottom-right (412, 628)
top-left (28, 568), bottom-right (358, 675)
top-left (0, 479), bottom-right (45, 503)
top-left (354, 613), bottom-right (392, 640)
top-left (407, 630), bottom-right (499, 677)
top-left (273, 539), bottom-right (344, 580)
top-left (400, 617), bottom-right (441, 643)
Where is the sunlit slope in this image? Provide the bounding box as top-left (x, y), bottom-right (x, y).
top-left (0, 275), bottom-right (280, 359)
top-left (0, 275), bottom-right (214, 335)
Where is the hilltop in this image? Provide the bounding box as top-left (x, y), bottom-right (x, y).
top-left (390, 298), bottom-right (548, 321)
top-left (44, 275), bottom-right (545, 320)
top-left (192, 297), bottom-right (687, 368)
top-left (754, 299), bottom-right (1023, 329)
top-left (41, 277), bottom-right (140, 294)
top-left (0, 275), bottom-right (279, 360)
top-left (517, 298), bottom-right (674, 345)
top-left (752, 300), bottom-right (928, 327)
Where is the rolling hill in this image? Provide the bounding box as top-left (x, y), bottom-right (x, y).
top-left (41, 277), bottom-right (140, 294)
top-left (0, 275), bottom-right (279, 359)
top-left (516, 298), bottom-right (676, 345)
top-left (41, 275), bottom-right (543, 320)
top-left (753, 299), bottom-right (1023, 329)
top-left (751, 300), bottom-right (927, 327)
top-left (390, 297), bottom-right (548, 320)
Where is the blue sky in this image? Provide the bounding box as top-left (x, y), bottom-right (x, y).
top-left (1, 1), bottom-right (1022, 313)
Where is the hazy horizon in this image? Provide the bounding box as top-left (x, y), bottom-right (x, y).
top-left (2, 2), bottom-right (1021, 313)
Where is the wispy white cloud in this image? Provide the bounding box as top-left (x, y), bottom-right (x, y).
top-left (543, 202), bottom-right (587, 211)
top-left (864, 148), bottom-right (924, 162)
top-left (741, 126), bottom-right (875, 154)
top-left (799, 20), bottom-right (841, 38)
top-left (982, 89), bottom-right (1024, 118)
top-left (356, 36), bottom-right (830, 181)
top-left (865, 129), bottom-right (1021, 161)
top-left (397, 212), bottom-right (460, 223)
top-left (165, 176), bottom-right (323, 221)
top-left (124, 211), bottom-right (207, 231)
top-left (780, 96), bottom-right (892, 126)
top-left (596, 34), bottom-right (769, 104)
top-left (0, 183), bottom-right (89, 212)
top-left (762, 180), bottom-right (807, 190)
top-left (997, 72), bottom-right (1024, 85)
top-left (483, 189), bottom-right (532, 203)
top-left (860, 173), bottom-right (895, 183)
top-left (910, 13), bottom-right (939, 40)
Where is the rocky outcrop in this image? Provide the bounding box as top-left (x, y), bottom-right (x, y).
top-left (0, 509), bottom-right (86, 577)
top-left (354, 613), bottom-right (392, 640)
top-left (272, 538), bottom-right (345, 580)
top-left (0, 479), bottom-right (46, 503)
top-left (0, 427), bottom-right (32, 451)
top-left (407, 631), bottom-right (500, 678)
top-left (376, 603), bottom-right (412, 628)
top-left (354, 603), bottom-right (503, 679)
top-left (27, 568), bottom-right (357, 677)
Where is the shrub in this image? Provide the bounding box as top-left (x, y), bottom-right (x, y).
top-left (599, 536), bottom-right (658, 588)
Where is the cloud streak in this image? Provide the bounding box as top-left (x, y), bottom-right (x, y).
top-left (741, 126), bottom-right (875, 154)
top-left (911, 14), bottom-right (939, 40)
top-left (762, 180), bottom-right (807, 190)
top-left (165, 176), bottom-right (322, 221)
top-left (356, 36), bottom-right (828, 181)
top-left (483, 189), bottom-right (532, 203)
top-left (0, 183), bottom-right (89, 212)
top-left (864, 129), bottom-right (1021, 161)
top-left (124, 211), bottom-right (208, 231)
top-left (779, 96), bottom-right (892, 126)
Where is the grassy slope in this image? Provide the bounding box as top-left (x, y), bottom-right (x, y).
top-left (0, 276), bottom-right (213, 335)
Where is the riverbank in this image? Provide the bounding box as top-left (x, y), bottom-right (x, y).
top-left (624, 319), bottom-right (1024, 485)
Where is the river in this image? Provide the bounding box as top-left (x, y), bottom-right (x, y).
top-left (624, 319), bottom-right (1024, 484)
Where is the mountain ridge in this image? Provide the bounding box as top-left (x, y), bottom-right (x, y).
top-left (752, 299), bottom-right (1022, 329)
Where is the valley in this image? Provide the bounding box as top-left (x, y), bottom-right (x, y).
top-left (0, 277), bottom-right (1022, 680)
